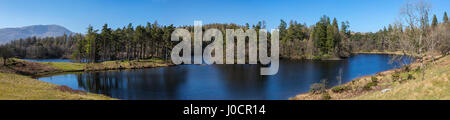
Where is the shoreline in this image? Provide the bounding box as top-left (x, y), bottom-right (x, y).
top-left (0, 72), bottom-right (115, 100)
top-left (283, 51), bottom-right (425, 100)
top-left (352, 51), bottom-right (420, 57)
top-left (281, 50), bottom-right (414, 61)
top-left (1, 51), bottom-right (438, 100)
top-left (37, 62), bottom-right (175, 78)
top-left (0, 58), bottom-right (173, 100)
top-left (291, 54), bottom-right (449, 100)
top-left (11, 58), bottom-right (175, 77)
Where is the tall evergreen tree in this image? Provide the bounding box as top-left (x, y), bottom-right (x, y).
top-left (101, 24), bottom-right (112, 60)
top-left (332, 18), bottom-right (340, 48)
top-left (326, 24), bottom-right (335, 54)
top-left (85, 25), bottom-right (99, 62)
top-left (279, 19), bottom-right (287, 41)
top-left (340, 21), bottom-right (350, 36)
top-left (444, 12), bottom-right (449, 23)
top-left (126, 23), bottom-right (134, 60)
top-left (432, 14), bottom-right (438, 29)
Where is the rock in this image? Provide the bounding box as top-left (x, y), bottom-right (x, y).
top-left (381, 89), bottom-right (391, 94)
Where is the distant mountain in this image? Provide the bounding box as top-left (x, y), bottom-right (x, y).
top-left (0, 25), bottom-right (72, 44)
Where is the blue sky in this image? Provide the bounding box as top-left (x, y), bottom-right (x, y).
top-left (0, 0), bottom-right (449, 33)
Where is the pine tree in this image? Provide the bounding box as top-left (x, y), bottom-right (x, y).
top-left (332, 18), bottom-right (339, 30)
top-left (126, 23), bottom-right (134, 60)
top-left (85, 25), bottom-right (99, 62)
top-left (326, 24), bottom-right (335, 54)
top-left (312, 15), bottom-right (330, 54)
top-left (340, 21), bottom-right (350, 36)
top-left (444, 12), bottom-right (448, 23)
top-left (73, 33), bottom-right (85, 61)
top-left (432, 14), bottom-right (438, 29)
top-left (152, 21), bottom-right (161, 57)
top-left (279, 19), bottom-right (287, 41)
top-left (101, 24), bottom-right (112, 61)
top-left (332, 18), bottom-right (340, 48)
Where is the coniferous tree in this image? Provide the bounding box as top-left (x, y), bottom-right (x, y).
top-left (85, 25), bottom-right (99, 62)
top-left (432, 14), bottom-right (438, 29)
top-left (100, 24), bottom-right (112, 61)
top-left (279, 19), bottom-right (287, 41)
top-left (444, 12), bottom-right (449, 23)
top-left (312, 15), bottom-right (330, 54)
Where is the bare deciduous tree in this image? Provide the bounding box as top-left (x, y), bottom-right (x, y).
top-left (399, 0), bottom-right (432, 80)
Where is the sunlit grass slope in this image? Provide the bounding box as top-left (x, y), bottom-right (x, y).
top-left (0, 72), bottom-right (114, 100)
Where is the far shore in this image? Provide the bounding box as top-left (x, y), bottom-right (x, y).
top-left (352, 50), bottom-right (419, 57)
top-left (4, 58), bottom-right (174, 77)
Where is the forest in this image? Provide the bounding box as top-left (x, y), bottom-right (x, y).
top-left (1, 7), bottom-right (449, 63)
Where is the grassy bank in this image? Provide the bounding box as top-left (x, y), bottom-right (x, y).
top-left (0, 72), bottom-right (114, 100)
top-left (291, 54), bottom-right (450, 100)
top-left (2, 58), bottom-right (172, 76)
top-left (0, 58), bottom-right (171, 100)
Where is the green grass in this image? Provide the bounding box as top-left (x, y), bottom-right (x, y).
top-left (44, 62), bottom-right (85, 71)
top-left (0, 72), bottom-right (114, 100)
top-left (39, 58), bottom-right (167, 72)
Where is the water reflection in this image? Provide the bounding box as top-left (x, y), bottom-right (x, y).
top-left (38, 54), bottom-right (414, 100)
top-left (74, 67), bottom-right (188, 99)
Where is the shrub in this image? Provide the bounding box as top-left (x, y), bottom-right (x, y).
top-left (310, 83), bottom-right (326, 94)
top-left (321, 92), bottom-right (332, 100)
top-left (392, 73), bottom-right (400, 82)
top-left (363, 82), bottom-right (378, 90)
top-left (371, 76), bottom-right (378, 83)
top-left (331, 85), bottom-right (351, 93)
top-left (414, 67), bottom-right (422, 73)
top-left (322, 54), bottom-right (331, 59)
top-left (407, 73), bottom-right (415, 80)
top-left (313, 55), bottom-right (322, 60)
top-left (403, 65), bottom-right (411, 72)
top-left (439, 43), bottom-right (450, 55)
top-left (376, 72), bottom-right (384, 76)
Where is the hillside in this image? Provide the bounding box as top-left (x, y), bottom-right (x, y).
top-left (0, 25), bottom-right (72, 44)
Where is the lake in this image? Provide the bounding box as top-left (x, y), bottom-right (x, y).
top-left (37, 54), bottom-right (414, 100)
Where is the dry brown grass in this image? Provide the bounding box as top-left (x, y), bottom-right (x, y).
top-left (0, 59), bottom-right (58, 75)
top-left (291, 55), bottom-right (450, 100)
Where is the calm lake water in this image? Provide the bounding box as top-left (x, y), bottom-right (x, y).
top-left (37, 54), bottom-right (414, 100)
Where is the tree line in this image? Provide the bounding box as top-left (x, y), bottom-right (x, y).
top-left (278, 15), bottom-right (352, 59)
top-left (74, 22), bottom-right (176, 62)
top-left (0, 34), bottom-right (77, 59)
top-left (1, 2), bottom-right (449, 63)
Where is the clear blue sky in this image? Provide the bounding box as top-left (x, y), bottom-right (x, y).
top-left (0, 0), bottom-right (449, 33)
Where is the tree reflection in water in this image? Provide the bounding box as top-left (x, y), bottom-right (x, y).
top-left (38, 54), bottom-right (415, 100)
top-left (76, 67), bottom-right (188, 99)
